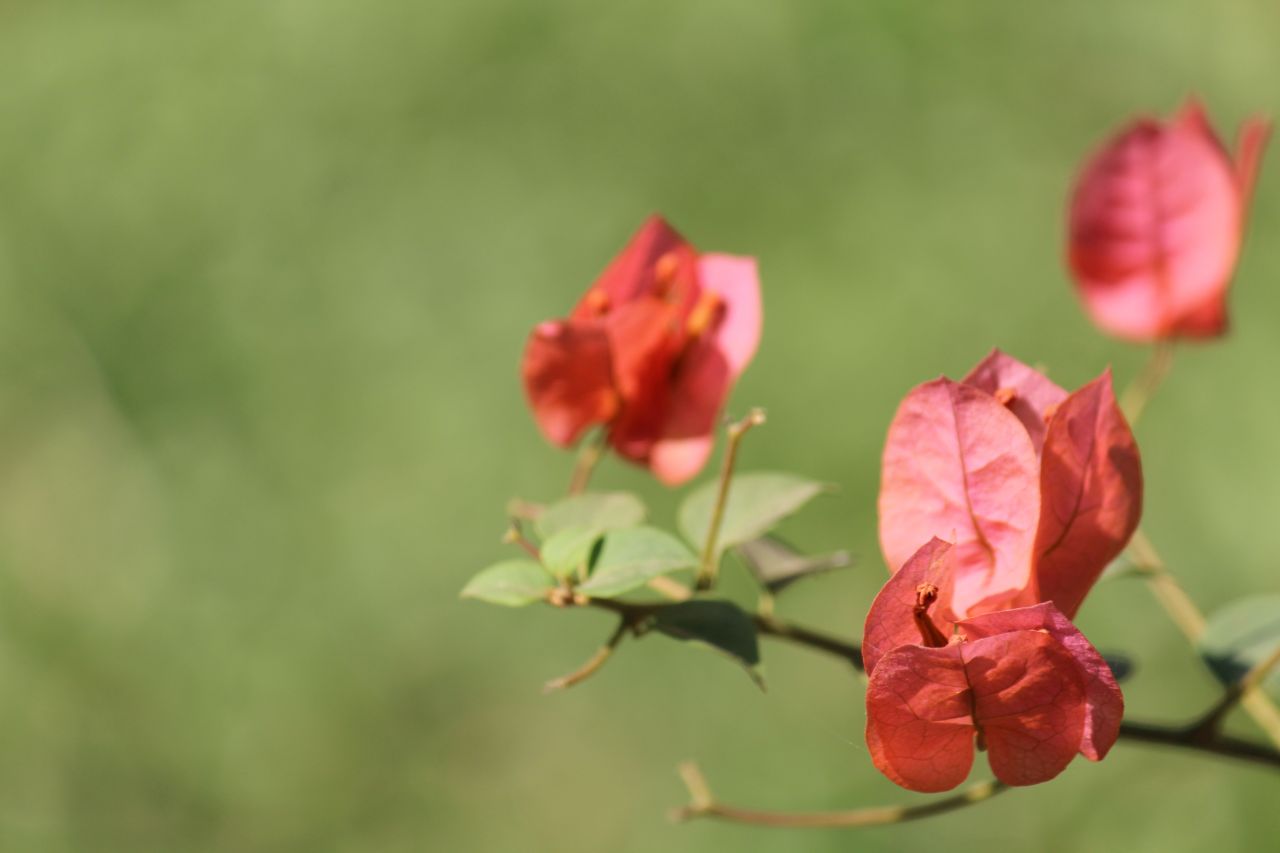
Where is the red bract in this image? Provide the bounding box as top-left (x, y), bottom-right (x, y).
top-left (879, 350), bottom-right (1142, 621)
top-left (522, 216), bottom-right (762, 485)
top-left (862, 539), bottom-right (1123, 793)
top-left (1068, 99), bottom-right (1270, 341)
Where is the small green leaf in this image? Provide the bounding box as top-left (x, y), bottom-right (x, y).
top-left (539, 525), bottom-right (603, 579)
top-left (536, 492), bottom-right (647, 539)
top-left (460, 560), bottom-right (555, 607)
top-left (1199, 595), bottom-right (1280, 698)
top-left (735, 536), bottom-right (852, 593)
top-left (577, 527), bottom-right (697, 598)
top-left (649, 600), bottom-right (763, 688)
top-left (679, 472), bottom-right (827, 555)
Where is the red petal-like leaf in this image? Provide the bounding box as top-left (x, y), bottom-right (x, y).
top-left (866, 643), bottom-right (975, 793)
top-left (573, 215), bottom-right (698, 315)
top-left (602, 296), bottom-right (686, 464)
top-left (962, 631), bottom-right (1087, 787)
top-left (1032, 370), bottom-right (1142, 619)
top-left (962, 602), bottom-right (1123, 761)
top-left (879, 378), bottom-right (1040, 617)
top-left (862, 538), bottom-right (955, 676)
top-left (1068, 101), bottom-right (1248, 341)
top-left (962, 349), bottom-right (1067, 453)
top-left (648, 254), bottom-right (762, 485)
top-left (521, 321), bottom-right (618, 446)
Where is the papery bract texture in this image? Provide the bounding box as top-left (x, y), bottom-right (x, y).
top-left (878, 377), bottom-right (1040, 618)
top-left (1068, 100), bottom-right (1270, 341)
top-left (863, 537), bottom-right (956, 676)
top-left (879, 351), bottom-right (1141, 620)
top-left (1032, 371), bottom-right (1142, 618)
top-left (962, 349), bottom-right (1067, 453)
top-left (866, 631), bottom-right (1087, 792)
top-left (862, 540), bottom-right (1123, 792)
top-left (521, 215), bottom-right (761, 485)
top-left (961, 603), bottom-right (1123, 761)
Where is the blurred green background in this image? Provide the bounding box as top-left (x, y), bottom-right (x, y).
top-left (0, 1), bottom-right (1277, 850)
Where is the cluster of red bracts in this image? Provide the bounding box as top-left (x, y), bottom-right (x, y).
top-left (868, 351), bottom-right (1141, 792)
top-left (521, 216), bottom-right (761, 485)
top-left (519, 99), bottom-right (1267, 795)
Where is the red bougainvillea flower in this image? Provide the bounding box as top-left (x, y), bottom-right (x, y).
top-left (879, 349), bottom-right (1143, 621)
top-left (862, 539), bottom-right (1124, 793)
top-left (1068, 99), bottom-right (1270, 341)
top-left (521, 216), bottom-right (761, 485)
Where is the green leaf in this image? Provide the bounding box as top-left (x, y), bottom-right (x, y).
top-left (460, 560), bottom-right (555, 607)
top-left (577, 527), bottom-right (697, 598)
top-left (539, 525), bottom-right (603, 579)
top-left (1199, 595), bottom-right (1280, 698)
top-left (735, 536), bottom-right (852, 593)
top-left (678, 472), bottom-right (827, 556)
top-left (535, 492), bottom-right (646, 539)
top-left (649, 600), bottom-right (763, 688)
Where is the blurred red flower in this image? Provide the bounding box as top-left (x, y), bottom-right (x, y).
top-left (521, 216), bottom-right (761, 485)
top-left (1068, 99), bottom-right (1269, 340)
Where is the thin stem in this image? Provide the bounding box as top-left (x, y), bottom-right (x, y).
top-left (503, 519), bottom-right (541, 559)
top-left (696, 409), bottom-right (766, 590)
top-left (1119, 341), bottom-right (1175, 426)
top-left (566, 596), bottom-right (1280, 782)
top-left (568, 430), bottom-right (607, 495)
top-left (543, 619), bottom-right (629, 693)
top-left (671, 760), bottom-right (1009, 828)
top-left (753, 614), bottom-right (863, 669)
top-left (1188, 643), bottom-right (1280, 742)
top-left (1117, 721), bottom-right (1280, 770)
top-left (1126, 528), bottom-right (1280, 749)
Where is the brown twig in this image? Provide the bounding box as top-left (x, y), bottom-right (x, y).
top-left (1185, 643), bottom-right (1280, 744)
top-left (1125, 529), bottom-right (1280, 749)
top-left (543, 618), bottom-right (630, 692)
top-left (671, 761), bottom-right (1009, 828)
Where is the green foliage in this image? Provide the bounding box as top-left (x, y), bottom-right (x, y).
top-left (735, 536), bottom-right (852, 593)
top-left (1199, 596), bottom-right (1280, 698)
top-left (577, 527), bottom-right (697, 598)
top-left (460, 560), bottom-right (555, 607)
top-left (678, 472), bottom-right (827, 556)
top-left (539, 526), bottom-right (603, 579)
top-left (535, 491), bottom-right (647, 539)
top-left (649, 600), bottom-right (763, 688)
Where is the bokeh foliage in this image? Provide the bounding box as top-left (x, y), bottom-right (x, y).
top-left (0, 1), bottom-right (1277, 850)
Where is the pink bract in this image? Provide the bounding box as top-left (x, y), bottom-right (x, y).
top-left (878, 349), bottom-right (1142, 620)
top-left (1068, 99), bottom-right (1270, 341)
